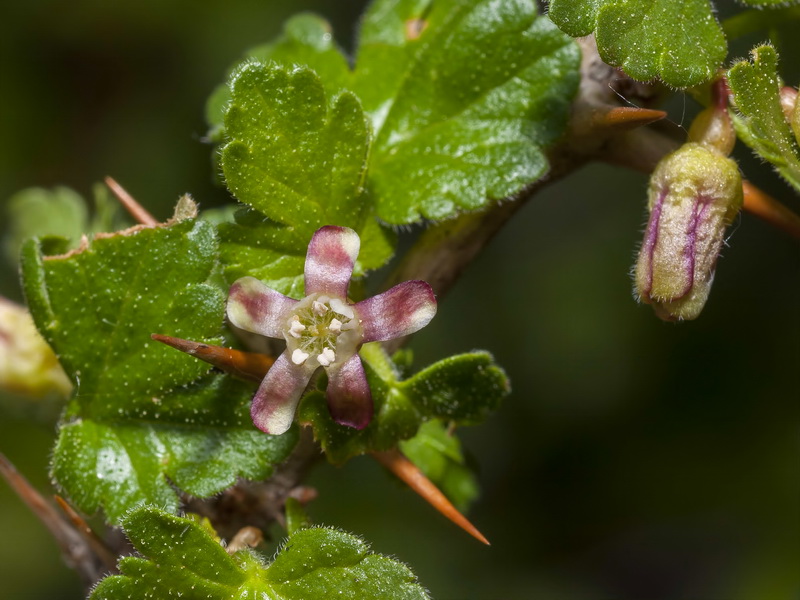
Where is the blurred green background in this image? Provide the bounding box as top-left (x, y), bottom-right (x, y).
top-left (1, 2), bottom-right (798, 599)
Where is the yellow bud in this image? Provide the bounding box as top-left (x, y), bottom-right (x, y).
top-left (0, 297), bottom-right (71, 399)
top-left (634, 143), bottom-right (743, 321)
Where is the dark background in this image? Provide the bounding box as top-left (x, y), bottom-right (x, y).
top-left (1, 2), bottom-right (798, 599)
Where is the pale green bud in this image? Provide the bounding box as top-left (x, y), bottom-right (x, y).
top-left (634, 143), bottom-right (743, 321)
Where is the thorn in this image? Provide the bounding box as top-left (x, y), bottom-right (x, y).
top-left (0, 453), bottom-right (113, 583)
top-left (105, 176), bottom-right (158, 226)
top-left (591, 106), bottom-right (667, 132)
top-left (151, 334), bottom-right (274, 382)
top-left (742, 180), bottom-right (800, 239)
top-left (372, 448), bottom-right (490, 545)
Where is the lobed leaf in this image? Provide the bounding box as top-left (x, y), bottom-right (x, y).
top-left (727, 45), bottom-right (800, 193)
top-left (358, 0), bottom-right (580, 223)
top-left (547, 0), bottom-right (727, 88)
top-left (91, 506), bottom-right (430, 600)
top-left (208, 1), bottom-right (579, 286)
top-left (299, 346), bottom-right (509, 464)
top-left (20, 219), bottom-right (296, 524)
top-left (219, 63), bottom-right (394, 296)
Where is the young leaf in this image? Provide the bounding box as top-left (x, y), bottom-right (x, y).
top-left (299, 346), bottom-right (509, 464)
top-left (91, 506), bottom-right (430, 600)
top-left (219, 63), bottom-right (394, 295)
top-left (210, 1), bottom-right (580, 234)
top-left (548, 0), bottom-right (727, 88)
top-left (727, 45), bottom-right (800, 193)
top-left (20, 220), bottom-right (297, 524)
top-left (205, 13), bottom-right (352, 142)
top-left (399, 420), bottom-right (479, 512)
top-left (356, 0), bottom-right (581, 223)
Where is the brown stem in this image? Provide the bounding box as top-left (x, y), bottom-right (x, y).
top-left (0, 453), bottom-right (117, 588)
top-left (183, 426), bottom-right (321, 541)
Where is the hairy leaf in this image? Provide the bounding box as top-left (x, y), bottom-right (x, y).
top-left (358, 0), bottom-right (580, 223)
top-left (299, 345), bottom-right (509, 464)
top-left (21, 220), bottom-right (296, 524)
top-left (219, 63), bottom-right (393, 295)
top-left (728, 45), bottom-right (800, 192)
top-left (548, 0), bottom-right (727, 88)
top-left (91, 506), bottom-right (430, 600)
top-left (399, 420), bottom-right (479, 512)
top-left (210, 0), bottom-right (579, 254)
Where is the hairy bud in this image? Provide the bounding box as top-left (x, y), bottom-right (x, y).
top-left (634, 143), bottom-right (743, 321)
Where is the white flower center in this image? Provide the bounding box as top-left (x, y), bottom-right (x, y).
top-left (283, 293), bottom-right (362, 368)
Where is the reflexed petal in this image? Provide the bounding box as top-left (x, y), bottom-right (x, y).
top-left (356, 281), bottom-right (437, 343)
top-left (250, 351), bottom-right (315, 435)
top-left (227, 276), bottom-right (298, 338)
top-left (304, 226), bottom-right (360, 297)
top-left (326, 354), bottom-right (373, 429)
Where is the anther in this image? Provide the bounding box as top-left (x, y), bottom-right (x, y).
top-left (317, 347), bottom-right (336, 366)
top-left (291, 349), bottom-right (309, 365)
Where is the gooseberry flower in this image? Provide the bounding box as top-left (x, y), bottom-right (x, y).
top-left (227, 226), bottom-right (437, 435)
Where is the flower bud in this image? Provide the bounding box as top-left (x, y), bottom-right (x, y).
top-left (688, 106), bottom-right (736, 156)
top-left (634, 143), bottom-right (743, 321)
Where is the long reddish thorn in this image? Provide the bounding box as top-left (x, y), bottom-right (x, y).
top-left (591, 107), bottom-right (667, 131)
top-left (151, 334), bottom-right (274, 382)
top-left (742, 180), bottom-right (800, 239)
top-left (105, 176), bottom-right (158, 226)
top-left (372, 448), bottom-right (490, 545)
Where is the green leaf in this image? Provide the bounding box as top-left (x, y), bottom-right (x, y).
top-left (4, 187), bottom-right (87, 264)
top-left (219, 63), bottom-right (394, 296)
top-left (357, 0), bottom-right (580, 223)
top-left (223, 64), bottom-right (369, 230)
top-left (299, 345), bottom-right (509, 464)
top-left (91, 506), bottom-right (430, 600)
top-left (205, 13), bottom-right (352, 142)
top-left (20, 220), bottom-right (297, 524)
top-left (4, 185), bottom-right (128, 268)
top-left (727, 45), bottom-right (800, 193)
top-left (548, 0), bottom-right (727, 88)
top-left (399, 420), bottom-right (479, 512)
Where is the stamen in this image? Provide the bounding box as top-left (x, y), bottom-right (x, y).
top-left (317, 347), bottom-right (336, 366)
top-left (312, 301), bottom-right (329, 316)
top-left (329, 318), bottom-right (343, 334)
top-left (289, 316), bottom-right (305, 338)
top-left (291, 349), bottom-right (309, 365)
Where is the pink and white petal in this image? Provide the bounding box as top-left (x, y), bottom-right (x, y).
top-left (356, 281), bottom-right (437, 343)
top-left (227, 276), bottom-right (297, 338)
top-left (250, 351), bottom-right (316, 435)
top-left (304, 226), bottom-right (360, 297)
top-left (325, 354), bottom-right (373, 430)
